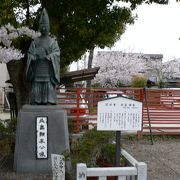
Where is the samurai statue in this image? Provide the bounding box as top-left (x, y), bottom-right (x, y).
top-left (26, 8), bottom-right (60, 105)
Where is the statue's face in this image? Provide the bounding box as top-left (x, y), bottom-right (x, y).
top-left (39, 23), bottom-right (50, 36)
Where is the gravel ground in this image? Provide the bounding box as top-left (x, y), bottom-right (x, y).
top-left (0, 136), bottom-right (180, 180)
top-left (122, 136), bottom-right (180, 180)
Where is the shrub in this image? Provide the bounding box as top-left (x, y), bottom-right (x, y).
top-left (70, 129), bottom-right (115, 167)
top-left (0, 118), bottom-right (16, 168)
top-left (131, 75), bottom-right (147, 88)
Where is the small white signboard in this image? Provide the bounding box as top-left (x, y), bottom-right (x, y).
top-left (77, 164), bottom-right (86, 180)
top-left (97, 97), bottom-right (142, 131)
top-left (36, 116), bottom-right (48, 159)
top-left (51, 154), bottom-right (65, 180)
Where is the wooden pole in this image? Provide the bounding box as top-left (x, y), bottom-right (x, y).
top-left (144, 87), bottom-right (154, 145)
top-left (115, 131), bottom-right (121, 167)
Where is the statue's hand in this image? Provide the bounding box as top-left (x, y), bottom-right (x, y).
top-left (35, 47), bottom-right (46, 59)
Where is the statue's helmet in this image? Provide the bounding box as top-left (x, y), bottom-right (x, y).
top-left (39, 8), bottom-right (50, 34)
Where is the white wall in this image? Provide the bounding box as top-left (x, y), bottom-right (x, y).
top-left (0, 63), bottom-right (9, 87)
top-left (0, 64), bottom-right (9, 107)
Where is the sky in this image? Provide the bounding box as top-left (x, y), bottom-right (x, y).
top-left (97, 0), bottom-right (180, 62)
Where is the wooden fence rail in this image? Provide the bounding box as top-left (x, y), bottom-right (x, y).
top-left (2, 86), bottom-right (180, 135)
top-left (76, 149), bottom-right (147, 180)
top-left (57, 87), bottom-right (180, 135)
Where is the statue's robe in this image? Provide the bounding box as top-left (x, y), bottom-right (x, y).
top-left (26, 36), bottom-right (60, 104)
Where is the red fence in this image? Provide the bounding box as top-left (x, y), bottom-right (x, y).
top-left (142, 89), bottom-right (180, 135)
top-left (57, 87), bottom-right (180, 135)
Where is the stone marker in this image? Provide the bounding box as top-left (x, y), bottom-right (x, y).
top-left (51, 154), bottom-right (65, 180)
top-left (14, 105), bottom-right (70, 173)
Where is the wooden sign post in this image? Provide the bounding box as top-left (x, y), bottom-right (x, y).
top-left (97, 96), bottom-right (143, 167)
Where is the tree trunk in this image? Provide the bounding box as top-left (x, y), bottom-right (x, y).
top-left (86, 48), bottom-right (94, 88)
top-left (6, 59), bottom-right (30, 111)
top-left (86, 48), bottom-right (94, 111)
top-left (25, 0), bottom-right (30, 25)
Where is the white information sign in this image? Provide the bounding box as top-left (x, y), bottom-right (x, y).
top-left (36, 116), bottom-right (48, 159)
top-left (51, 154), bottom-right (65, 180)
top-left (97, 97), bottom-right (142, 131)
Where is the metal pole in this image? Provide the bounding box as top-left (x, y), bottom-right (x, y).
top-left (115, 131), bottom-right (121, 167)
top-left (144, 87), bottom-right (154, 145)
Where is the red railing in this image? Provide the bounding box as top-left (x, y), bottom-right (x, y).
top-left (142, 89), bottom-right (180, 135)
top-left (57, 87), bottom-right (180, 135)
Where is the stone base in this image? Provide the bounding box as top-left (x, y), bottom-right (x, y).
top-left (14, 105), bottom-right (70, 173)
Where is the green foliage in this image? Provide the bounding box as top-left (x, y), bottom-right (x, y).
top-left (98, 143), bottom-right (116, 164)
top-left (131, 75), bottom-right (147, 88)
top-left (70, 129), bottom-right (115, 167)
top-left (0, 118), bottom-right (17, 136)
top-left (96, 143), bottom-right (127, 166)
top-left (1, 0), bottom-right (169, 69)
top-left (0, 0), bottom-right (16, 25)
top-left (38, 0), bottom-right (167, 68)
top-left (0, 118), bottom-right (17, 158)
top-left (43, 0), bottom-right (134, 68)
top-left (0, 0), bottom-right (168, 108)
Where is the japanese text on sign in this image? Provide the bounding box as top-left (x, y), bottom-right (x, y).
top-left (51, 154), bottom-right (65, 180)
top-left (97, 97), bottom-right (142, 131)
top-left (36, 117), bottom-right (48, 159)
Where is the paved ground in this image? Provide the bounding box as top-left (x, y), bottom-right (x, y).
top-left (122, 136), bottom-right (180, 180)
top-left (0, 136), bottom-right (180, 179)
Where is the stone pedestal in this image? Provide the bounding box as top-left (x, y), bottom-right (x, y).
top-left (14, 105), bottom-right (70, 173)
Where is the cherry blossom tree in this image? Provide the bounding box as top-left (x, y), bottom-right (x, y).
top-left (0, 23), bottom-right (40, 63)
top-left (146, 59), bottom-right (180, 87)
top-left (93, 51), bottom-right (145, 87)
top-left (163, 59), bottom-right (180, 79)
top-left (0, 23), bottom-right (40, 109)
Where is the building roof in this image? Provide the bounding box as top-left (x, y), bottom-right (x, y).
top-left (143, 54), bottom-right (163, 60)
top-left (60, 67), bottom-right (100, 85)
top-left (6, 67), bottom-right (100, 86)
top-left (96, 51), bottom-right (163, 60)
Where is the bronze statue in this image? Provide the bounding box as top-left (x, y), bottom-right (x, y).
top-left (26, 9), bottom-right (60, 105)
